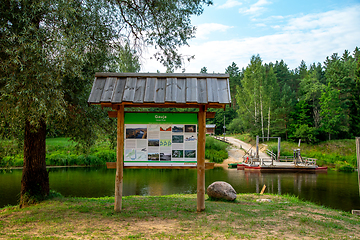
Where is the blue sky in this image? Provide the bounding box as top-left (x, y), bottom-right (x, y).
top-left (141, 0), bottom-right (360, 73)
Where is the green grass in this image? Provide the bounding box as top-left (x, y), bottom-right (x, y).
top-left (1, 194), bottom-right (359, 239)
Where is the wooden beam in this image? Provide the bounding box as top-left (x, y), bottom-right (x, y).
top-left (114, 105), bottom-right (124, 212)
top-left (101, 102), bottom-right (112, 108)
top-left (197, 105), bottom-right (206, 212)
top-left (108, 111), bottom-right (117, 118)
top-left (120, 103), bottom-right (227, 109)
top-left (206, 112), bottom-right (216, 119)
top-left (106, 162), bottom-right (215, 170)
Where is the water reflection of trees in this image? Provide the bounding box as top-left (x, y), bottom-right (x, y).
top-left (235, 171), bottom-right (324, 195)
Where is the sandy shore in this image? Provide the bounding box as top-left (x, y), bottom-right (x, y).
top-left (213, 136), bottom-right (268, 168)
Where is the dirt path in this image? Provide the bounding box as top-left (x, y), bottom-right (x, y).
top-left (214, 136), bottom-right (268, 168)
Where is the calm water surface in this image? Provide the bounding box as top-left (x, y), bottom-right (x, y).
top-left (1, 167), bottom-right (359, 212)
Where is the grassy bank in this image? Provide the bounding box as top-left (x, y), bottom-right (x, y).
top-left (234, 134), bottom-right (357, 171)
top-left (0, 138), bottom-right (115, 168)
top-left (1, 137), bottom-right (229, 167)
top-left (1, 194), bottom-right (359, 239)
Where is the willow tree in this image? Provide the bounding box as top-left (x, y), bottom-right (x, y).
top-left (0, 0), bottom-right (211, 206)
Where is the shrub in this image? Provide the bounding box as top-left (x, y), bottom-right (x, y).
top-left (205, 149), bottom-right (228, 163)
top-left (205, 136), bottom-right (228, 151)
top-left (205, 137), bottom-right (229, 163)
top-left (46, 153), bottom-right (72, 166)
top-left (94, 150), bottom-right (116, 163)
top-left (1, 155), bottom-right (23, 167)
top-left (338, 164), bottom-right (354, 172)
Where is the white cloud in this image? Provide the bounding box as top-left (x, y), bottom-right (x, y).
top-left (195, 23), bottom-right (234, 40)
top-left (218, 0), bottom-right (243, 9)
top-left (140, 5), bottom-right (360, 73)
top-left (283, 8), bottom-right (358, 33)
top-left (239, 0), bottom-right (272, 15)
top-left (255, 23), bottom-right (267, 27)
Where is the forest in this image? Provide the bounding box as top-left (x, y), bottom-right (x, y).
top-left (206, 47), bottom-right (360, 143)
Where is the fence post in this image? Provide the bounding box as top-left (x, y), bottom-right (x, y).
top-left (277, 137), bottom-right (281, 161)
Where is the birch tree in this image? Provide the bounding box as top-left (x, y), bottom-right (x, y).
top-left (236, 55), bottom-right (278, 138)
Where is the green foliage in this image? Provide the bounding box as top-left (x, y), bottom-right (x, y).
top-left (289, 100), bottom-right (319, 143)
top-left (266, 138), bottom-right (357, 169)
top-left (228, 117), bottom-right (244, 134)
top-left (225, 62), bottom-right (242, 109)
top-left (205, 137), bottom-right (229, 163)
top-left (337, 164), bottom-right (354, 172)
top-left (1, 138), bottom-right (115, 167)
top-left (229, 47), bottom-right (359, 144)
top-left (320, 83), bottom-right (344, 140)
top-left (1, 155), bottom-right (23, 167)
top-left (205, 149), bottom-right (228, 163)
top-left (93, 150), bottom-right (116, 163)
top-left (205, 136), bottom-right (229, 151)
top-left (206, 107), bottom-right (237, 135)
top-left (45, 152), bottom-right (110, 167)
top-left (46, 190), bottom-right (63, 200)
top-left (200, 66), bottom-right (208, 73)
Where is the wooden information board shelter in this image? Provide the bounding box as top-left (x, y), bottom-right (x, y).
top-left (88, 73), bottom-right (231, 212)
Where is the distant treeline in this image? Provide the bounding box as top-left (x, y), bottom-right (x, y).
top-left (206, 47), bottom-right (360, 143)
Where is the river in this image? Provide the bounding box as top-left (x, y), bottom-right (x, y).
top-left (1, 167), bottom-right (359, 212)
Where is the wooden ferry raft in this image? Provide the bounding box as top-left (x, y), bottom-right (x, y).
top-left (237, 163), bottom-right (327, 172)
top-left (237, 148), bottom-right (327, 172)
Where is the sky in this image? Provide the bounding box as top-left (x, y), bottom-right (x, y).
top-left (140, 0), bottom-right (360, 73)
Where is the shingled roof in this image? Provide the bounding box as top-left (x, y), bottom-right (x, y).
top-left (88, 72), bottom-right (231, 108)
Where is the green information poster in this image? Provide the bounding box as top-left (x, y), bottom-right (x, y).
top-left (124, 113), bottom-right (198, 166)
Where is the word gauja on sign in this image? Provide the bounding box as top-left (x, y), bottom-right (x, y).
top-left (155, 115), bottom-right (167, 121)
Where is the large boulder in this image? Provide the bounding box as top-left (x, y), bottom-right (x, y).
top-left (207, 181), bottom-right (237, 201)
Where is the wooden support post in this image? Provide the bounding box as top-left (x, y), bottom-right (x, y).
top-left (277, 137), bottom-right (281, 161)
top-left (114, 105), bottom-right (124, 212)
top-left (356, 137), bottom-right (360, 197)
top-left (197, 105), bottom-right (206, 212)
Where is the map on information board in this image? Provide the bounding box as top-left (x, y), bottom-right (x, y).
top-left (124, 113), bottom-right (198, 166)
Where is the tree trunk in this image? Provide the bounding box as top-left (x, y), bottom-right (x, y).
top-left (267, 106), bottom-right (271, 141)
top-left (260, 95), bottom-right (264, 141)
top-left (285, 120), bottom-right (288, 141)
top-left (20, 119), bottom-right (49, 207)
top-left (254, 91), bottom-right (257, 126)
